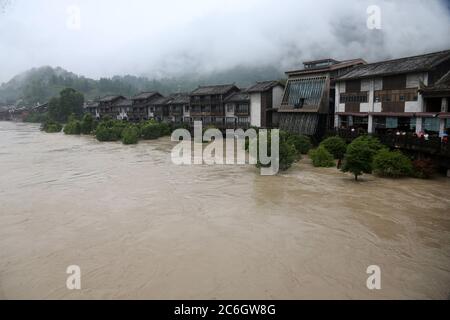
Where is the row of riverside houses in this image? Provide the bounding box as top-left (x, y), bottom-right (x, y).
top-left (279, 49), bottom-right (450, 139)
top-left (84, 81), bottom-right (285, 129)
top-left (84, 49), bottom-right (450, 137)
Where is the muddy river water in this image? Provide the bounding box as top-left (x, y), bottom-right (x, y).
top-left (0, 121), bottom-right (449, 299)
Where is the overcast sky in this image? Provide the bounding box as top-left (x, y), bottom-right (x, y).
top-left (0, 0), bottom-right (449, 83)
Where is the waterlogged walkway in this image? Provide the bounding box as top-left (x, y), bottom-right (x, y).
top-left (0, 122), bottom-right (449, 299)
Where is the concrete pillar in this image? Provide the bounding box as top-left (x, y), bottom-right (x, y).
top-left (442, 97), bottom-right (449, 112)
top-left (416, 117), bottom-right (423, 134)
top-left (440, 119), bottom-right (446, 137)
top-left (368, 115), bottom-right (374, 134)
top-left (447, 169), bottom-right (450, 178)
top-left (348, 116), bottom-right (354, 127)
top-left (334, 115), bottom-right (340, 129)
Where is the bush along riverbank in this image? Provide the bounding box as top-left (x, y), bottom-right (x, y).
top-left (41, 114), bottom-right (438, 178)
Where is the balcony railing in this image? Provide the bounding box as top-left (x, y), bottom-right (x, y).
top-left (335, 129), bottom-right (450, 157)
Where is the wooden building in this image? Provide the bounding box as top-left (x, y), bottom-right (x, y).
top-left (224, 91), bottom-right (251, 129)
top-left (189, 84), bottom-right (240, 127)
top-left (148, 96), bottom-right (171, 122)
top-left (98, 95), bottom-right (127, 119)
top-left (130, 92), bottom-right (163, 122)
top-left (246, 80), bottom-right (285, 128)
top-left (166, 93), bottom-right (189, 124)
top-left (279, 58), bottom-right (366, 137)
top-left (419, 70), bottom-right (450, 137)
top-left (84, 101), bottom-right (99, 119)
top-left (335, 50), bottom-right (450, 137)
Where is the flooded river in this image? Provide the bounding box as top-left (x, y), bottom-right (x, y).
top-left (0, 121), bottom-right (449, 299)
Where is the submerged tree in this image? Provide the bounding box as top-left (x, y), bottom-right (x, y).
top-left (48, 88), bottom-right (84, 123)
top-left (341, 136), bottom-right (385, 181)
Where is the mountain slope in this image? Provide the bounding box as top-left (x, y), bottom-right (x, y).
top-left (0, 66), bottom-right (284, 106)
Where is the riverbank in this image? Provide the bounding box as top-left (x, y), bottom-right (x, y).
top-left (0, 121), bottom-right (449, 299)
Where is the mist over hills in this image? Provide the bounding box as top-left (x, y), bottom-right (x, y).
top-left (0, 65), bottom-right (285, 107)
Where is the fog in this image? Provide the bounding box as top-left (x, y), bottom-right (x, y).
top-left (0, 0), bottom-right (449, 83)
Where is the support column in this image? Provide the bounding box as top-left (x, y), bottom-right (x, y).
top-left (368, 115), bottom-right (374, 134)
top-left (439, 98), bottom-right (448, 137)
top-left (334, 114), bottom-right (340, 129)
top-left (441, 97), bottom-right (448, 112)
top-left (416, 117), bottom-right (423, 134)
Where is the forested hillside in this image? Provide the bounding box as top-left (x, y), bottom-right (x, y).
top-left (0, 65), bottom-right (284, 106)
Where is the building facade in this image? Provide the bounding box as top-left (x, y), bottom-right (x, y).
top-left (246, 81), bottom-right (285, 128)
top-left (189, 84), bottom-right (240, 127)
top-left (334, 50), bottom-right (450, 137)
top-left (130, 92), bottom-right (163, 122)
top-left (224, 91), bottom-right (251, 129)
top-left (97, 95), bottom-right (127, 119)
top-left (279, 58), bottom-right (366, 137)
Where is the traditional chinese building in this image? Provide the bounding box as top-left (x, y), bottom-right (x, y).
top-left (166, 93), bottom-right (190, 125)
top-left (224, 91), bottom-right (251, 129)
top-left (334, 50), bottom-right (450, 137)
top-left (419, 70), bottom-right (450, 137)
top-left (279, 58), bottom-right (366, 137)
top-left (98, 95), bottom-right (127, 119)
top-left (189, 84), bottom-right (240, 127)
top-left (130, 92), bottom-right (163, 122)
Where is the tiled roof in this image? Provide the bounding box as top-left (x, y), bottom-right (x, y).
top-left (99, 95), bottom-right (124, 103)
top-left (190, 84), bottom-right (238, 96)
top-left (338, 50), bottom-right (450, 80)
top-left (224, 91), bottom-right (250, 103)
top-left (246, 80), bottom-right (284, 93)
top-left (168, 93), bottom-right (190, 104)
top-left (131, 91), bottom-right (160, 100)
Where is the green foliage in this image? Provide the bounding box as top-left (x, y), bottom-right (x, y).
top-left (41, 120), bottom-right (62, 133)
top-left (412, 159), bottom-right (435, 179)
top-left (353, 135), bottom-right (385, 155)
top-left (372, 149), bottom-right (413, 178)
top-left (287, 133), bottom-right (312, 155)
top-left (140, 120), bottom-right (171, 140)
top-left (63, 120), bottom-right (81, 135)
top-left (80, 113), bottom-right (95, 134)
top-left (122, 126), bottom-right (140, 145)
top-left (159, 122), bottom-right (171, 136)
top-left (170, 122), bottom-right (190, 131)
top-left (141, 121), bottom-right (162, 140)
top-left (48, 88), bottom-right (84, 123)
top-left (341, 136), bottom-right (385, 181)
top-left (95, 120), bottom-right (127, 142)
top-left (256, 130), bottom-right (298, 172)
top-left (309, 147), bottom-right (335, 167)
top-left (320, 136), bottom-right (347, 159)
top-left (278, 134), bottom-right (298, 171)
top-left (23, 112), bottom-right (48, 123)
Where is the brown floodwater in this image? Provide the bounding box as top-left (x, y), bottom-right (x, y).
top-left (0, 121), bottom-right (449, 300)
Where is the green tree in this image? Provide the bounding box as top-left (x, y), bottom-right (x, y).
top-left (309, 146), bottom-right (335, 167)
top-left (41, 120), bottom-right (63, 133)
top-left (48, 88), bottom-right (84, 123)
top-left (80, 113), bottom-right (95, 134)
top-left (122, 126), bottom-right (140, 145)
top-left (341, 137), bottom-right (385, 181)
top-left (373, 149), bottom-right (413, 178)
top-left (287, 134), bottom-right (312, 155)
top-left (320, 136), bottom-right (347, 160)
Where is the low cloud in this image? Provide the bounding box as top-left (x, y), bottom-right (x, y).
top-left (0, 0), bottom-right (449, 82)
